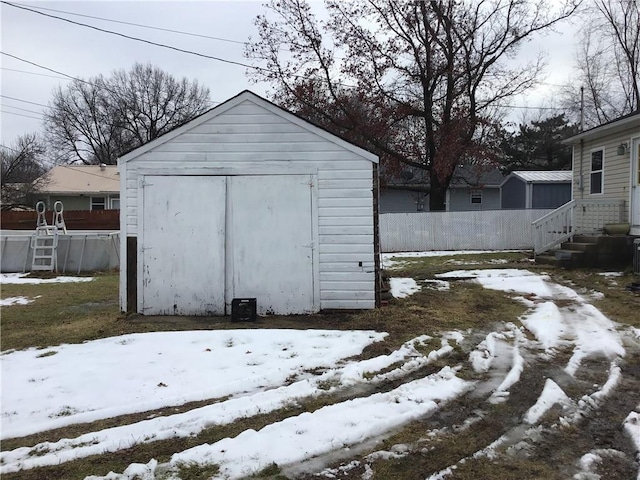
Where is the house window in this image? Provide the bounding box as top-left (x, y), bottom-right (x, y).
top-left (110, 195), bottom-right (120, 209)
top-left (590, 149), bottom-right (604, 194)
top-left (91, 196), bottom-right (106, 210)
top-left (470, 189), bottom-right (482, 204)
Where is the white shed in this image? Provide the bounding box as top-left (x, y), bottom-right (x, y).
top-left (118, 91), bottom-right (380, 316)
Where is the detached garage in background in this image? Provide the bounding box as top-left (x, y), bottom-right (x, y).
top-left (500, 171), bottom-right (572, 209)
top-left (118, 91), bottom-right (379, 316)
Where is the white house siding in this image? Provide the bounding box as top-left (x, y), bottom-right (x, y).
top-left (572, 124), bottom-right (638, 221)
top-left (120, 96), bottom-right (376, 313)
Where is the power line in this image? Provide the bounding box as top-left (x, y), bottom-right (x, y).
top-left (1, 52), bottom-right (127, 100)
top-left (0, 94), bottom-right (48, 108)
top-left (1, 67), bottom-right (67, 80)
top-left (496, 104), bottom-right (567, 110)
top-left (1, 1), bottom-right (575, 107)
top-left (1, 52), bottom-right (99, 87)
top-left (3, 104), bottom-right (43, 115)
top-left (2, 52), bottom-right (224, 107)
top-left (20, 4), bottom-right (248, 46)
top-left (1, 110), bottom-right (42, 120)
top-left (2, 2), bottom-right (265, 73)
top-left (57, 165), bottom-right (119, 182)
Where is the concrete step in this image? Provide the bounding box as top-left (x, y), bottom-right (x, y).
top-left (561, 241), bottom-right (599, 267)
top-left (537, 234), bottom-right (638, 270)
top-left (534, 254), bottom-right (559, 267)
top-left (561, 242), bottom-right (598, 252)
top-left (573, 235), bottom-right (601, 244)
top-left (553, 249), bottom-right (585, 268)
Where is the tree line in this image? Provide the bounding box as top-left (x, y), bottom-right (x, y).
top-left (2, 0), bottom-right (638, 210)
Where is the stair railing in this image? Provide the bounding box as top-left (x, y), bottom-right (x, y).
top-left (532, 200), bottom-right (576, 254)
top-left (532, 199), bottom-right (626, 254)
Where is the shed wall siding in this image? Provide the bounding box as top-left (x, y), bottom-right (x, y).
top-left (572, 124), bottom-right (638, 221)
top-left (501, 177), bottom-right (526, 209)
top-left (124, 99), bottom-right (375, 310)
top-left (531, 183), bottom-right (571, 209)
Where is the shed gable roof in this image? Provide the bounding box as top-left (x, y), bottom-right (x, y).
top-left (118, 90), bottom-right (379, 164)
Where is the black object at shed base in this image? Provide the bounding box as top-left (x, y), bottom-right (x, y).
top-left (626, 283), bottom-right (640, 293)
top-left (231, 298), bottom-right (257, 321)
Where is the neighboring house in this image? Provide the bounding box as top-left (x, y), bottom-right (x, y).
top-left (118, 90), bottom-right (379, 316)
top-left (501, 171), bottom-right (572, 209)
top-left (379, 166), bottom-right (429, 213)
top-left (36, 165), bottom-right (120, 211)
top-left (562, 111), bottom-right (640, 235)
top-left (447, 164), bottom-right (503, 211)
top-left (379, 164), bottom-right (504, 212)
top-left (379, 185), bottom-right (428, 213)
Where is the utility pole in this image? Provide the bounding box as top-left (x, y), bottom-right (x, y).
top-left (580, 86), bottom-right (584, 132)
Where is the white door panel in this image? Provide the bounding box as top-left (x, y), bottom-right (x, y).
top-left (141, 176), bottom-right (226, 315)
top-left (229, 175), bottom-right (315, 314)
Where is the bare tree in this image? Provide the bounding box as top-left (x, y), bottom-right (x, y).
top-left (1, 134), bottom-right (49, 209)
top-left (108, 63), bottom-right (212, 145)
top-left (45, 63), bottom-right (211, 165)
top-left (561, 0), bottom-right (639, 127)
top-left (246, 0), bottom-right (579, 210)
top-left (46, 76), bottom-right (128, 166)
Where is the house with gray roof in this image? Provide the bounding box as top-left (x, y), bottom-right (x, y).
top-left (380, 164), bottom-right (506, 212)
top-left (446, 164), bottom-right (504, 211)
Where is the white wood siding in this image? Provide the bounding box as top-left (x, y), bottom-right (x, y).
top-left (123, 98), bottom-right (375, 311)
top-left (572, 124), bottom-right (639, 221)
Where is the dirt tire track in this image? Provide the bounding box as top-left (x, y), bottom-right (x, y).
top-left (299, 336), bottom-right (639, 479)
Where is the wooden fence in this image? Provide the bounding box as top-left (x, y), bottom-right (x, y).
top-left (1, 209), bottom-right (120, 230)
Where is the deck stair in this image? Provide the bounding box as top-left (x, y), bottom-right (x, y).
top-left (536, 234), bottom-right (636, 269)
top-left (533, 199), bottom-right (635, 269)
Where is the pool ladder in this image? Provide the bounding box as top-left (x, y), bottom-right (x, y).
top-left (30, 201), bottom-right (66, 272)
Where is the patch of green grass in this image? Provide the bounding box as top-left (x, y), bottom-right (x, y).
top-left (386, 251), bottom-right (532, 277)
top-left (0, 273), bottom-right (121, 351)
top-left (547, 269), bottom-right (640, 328)
top-left (35, 350), bottom-right (57, 358)
top-left (449, 457), bottom-right (565, 480)
top-left (174, 461), bottom-right (220, 480)
top-left (251, 462), bottom-right (283, 477)
top-left (51, 406), bottom-right (78, 418)
top-left (411, 336), bottom-right (442, 356)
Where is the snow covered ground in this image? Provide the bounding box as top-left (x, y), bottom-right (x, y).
top-left (1, 273), bottom-right (94, 285)
top-left (0, 296), bottom-right (40, 306)
top-left (1, 330), bottom-right (386, 440)
top-left (1, 265), bottom-right (638, 479)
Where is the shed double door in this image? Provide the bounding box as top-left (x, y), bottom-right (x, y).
top-left (141, 174), bottom-right (316, 315)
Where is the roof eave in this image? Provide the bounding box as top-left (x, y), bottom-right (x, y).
top-left (562, 113), bottom-right (640, 145)
top-left (118, 90), bottom-right (379, 165)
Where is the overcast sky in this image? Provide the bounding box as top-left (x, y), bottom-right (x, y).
top-left (0, 1), bottom-right (582, 147)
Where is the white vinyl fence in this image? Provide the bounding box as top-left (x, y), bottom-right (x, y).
top-left (380, 209), bottom-right (552, 252)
